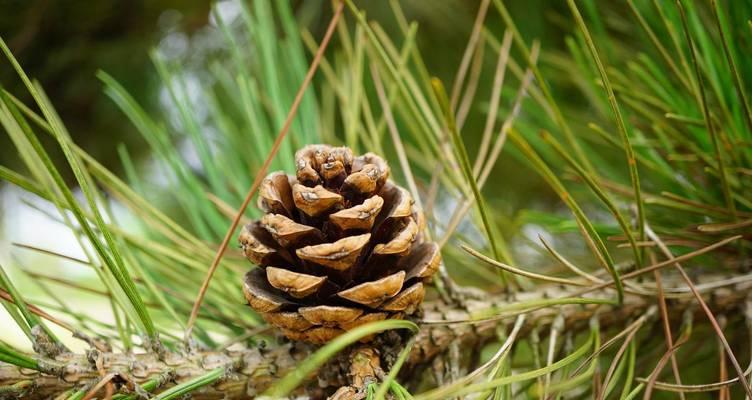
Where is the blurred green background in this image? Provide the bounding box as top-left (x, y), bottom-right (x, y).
top-left (1, 2), bottom-right (751, 398)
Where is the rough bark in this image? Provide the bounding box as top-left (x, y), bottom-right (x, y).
top-left (1, 270), bottom-right (749, 399)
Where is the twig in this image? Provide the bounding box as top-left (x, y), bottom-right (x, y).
top-left (2, 273), bottom-right (751, 399)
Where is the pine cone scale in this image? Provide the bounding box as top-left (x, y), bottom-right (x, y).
top-left (373, 218), bottom-right (418, 256)
top-left (336, 270), bottom-right (406, 307)
top-left (258, 172), bottom-right (295, 216)
top-left (293, 184), bottom-right (343, 217)
top-left (381, 282), bottom-right (424, 313)
top-left (261, 214), bottom-right (323, 248)
top-left (242, 270), bottom-right (293, 313)
top-left (265, 266), bottom-right (327, 298)
top-left (295, 233), bottom-right (372, 271)
top-left (262, 311), bottom-right (313, 331)
top-left (298, 305), bottom-right (363, 327)
top-left (329, 195), bottom-right (384, 231)
top-left (404, 242), bottom-right (441, 280)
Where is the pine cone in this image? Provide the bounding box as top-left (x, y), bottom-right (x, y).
top-left (240, 144), bottom-right (440, 343)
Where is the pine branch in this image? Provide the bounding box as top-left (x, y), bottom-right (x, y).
top-left (1, 270), bottom-right (749, 399)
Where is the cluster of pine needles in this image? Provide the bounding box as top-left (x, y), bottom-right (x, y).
top-left (1, 0), bottom-right (751, 398)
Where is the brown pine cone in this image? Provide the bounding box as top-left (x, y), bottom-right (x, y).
top-left (239, 144), bottom-right (440, 344)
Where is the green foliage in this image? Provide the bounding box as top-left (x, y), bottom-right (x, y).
top-left (0, 341), bottom-right (38, 371)
top-left (1, 0), bottom-right (751, 398)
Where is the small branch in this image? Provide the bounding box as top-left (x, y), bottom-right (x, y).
top-left (1, 270), bottom-right (750, 399)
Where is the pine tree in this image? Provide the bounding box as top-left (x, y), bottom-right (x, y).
top-left (1, 0), bottom-right (751, 399)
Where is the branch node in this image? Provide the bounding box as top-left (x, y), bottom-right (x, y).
top-left (30, 325), bottom-right (66, 358)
